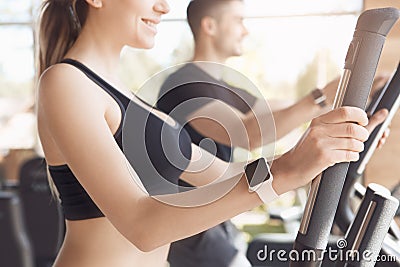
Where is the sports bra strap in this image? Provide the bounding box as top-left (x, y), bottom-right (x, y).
top-left (60, 58), bottom-right (129, 108)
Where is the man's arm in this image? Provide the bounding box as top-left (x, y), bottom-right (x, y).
top-left (185, 76), bottom-right (388, 151)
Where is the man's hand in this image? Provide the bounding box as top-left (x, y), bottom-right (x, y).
top-left (367, 109), bottom-right (390, 149)
top-left (370, 74), bottom-right (391, 100)
top-left (321, 74), bottom-right (391, 109)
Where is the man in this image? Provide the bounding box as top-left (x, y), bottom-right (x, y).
top-left (159, 0), bottom-right (345, 160)
top-left (157, 1), bottom-right (388, 266)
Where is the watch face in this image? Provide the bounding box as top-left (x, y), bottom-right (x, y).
top-left (245, 158), bottom-right (270, 188)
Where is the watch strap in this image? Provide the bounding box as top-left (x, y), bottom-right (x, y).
top-left (254, 178), bottom-right (279, 203)
top-left (311, 88), bottom-right (327, 108)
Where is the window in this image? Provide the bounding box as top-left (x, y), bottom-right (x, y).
top-left (120, 0), bottom-right (363, 102)
top-left (0, 0), bottom-right (39, 152)
top-left (0, 0), bottom-right (364, 151)
top-left (0, 0), bottom-right (38, 99)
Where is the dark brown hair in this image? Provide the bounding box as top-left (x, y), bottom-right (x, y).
top-left (186, 0), bottom-right (242, 40)
top-left (36, 0), bottom-right (88, 76)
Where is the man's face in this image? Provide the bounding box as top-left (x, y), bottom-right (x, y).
top-left (213, 1), bottom-right (248, 58)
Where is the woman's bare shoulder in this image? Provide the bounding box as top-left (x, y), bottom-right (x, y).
top-left (39, 62), bottom-right (83, 86)
top-left (38, 62), bottom-right (104, 106)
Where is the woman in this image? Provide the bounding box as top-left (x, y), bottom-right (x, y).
top-left (36, 0), bottom-right (387, 266)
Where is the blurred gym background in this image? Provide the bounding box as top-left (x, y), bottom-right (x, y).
top-left (0, 0), bottom-right (399, 266)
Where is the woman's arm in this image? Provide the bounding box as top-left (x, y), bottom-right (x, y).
top-left (37, 65), bottom-right (386, 253)
top-left (37, 65), bottom-right (263, 252)
top-left (179, 143), bottom-right (246, 187)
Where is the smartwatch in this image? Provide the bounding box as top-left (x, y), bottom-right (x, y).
top-left (244, 158), bottom-right (279, 203)
top-left (311, 88), bottom-right (327, 108)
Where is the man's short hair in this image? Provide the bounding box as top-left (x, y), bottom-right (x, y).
top-left (187, 0), bottom-right (242, 40)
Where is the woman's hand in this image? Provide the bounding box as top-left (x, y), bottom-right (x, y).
top-left (271, 107), bottom-right (388, 194)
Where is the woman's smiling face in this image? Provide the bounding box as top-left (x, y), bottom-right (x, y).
top-left (97, 0), bottom-right (170, 49)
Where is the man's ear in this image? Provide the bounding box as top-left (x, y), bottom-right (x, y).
top-left (201, 16), bottom-right (218, 37)
top-left (84, 0), bottom-right (103, 8)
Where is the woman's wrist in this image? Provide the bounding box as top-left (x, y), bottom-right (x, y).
top-left (270, 155), bottom-right (297, 195)
top-left (243, 158), bottom-right (279, 203)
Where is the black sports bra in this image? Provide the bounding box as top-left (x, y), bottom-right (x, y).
top-left (48, 59), bottom-right (192, 220)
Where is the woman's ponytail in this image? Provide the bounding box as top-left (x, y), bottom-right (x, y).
top-left (36, 0), bottom-right (88, 76)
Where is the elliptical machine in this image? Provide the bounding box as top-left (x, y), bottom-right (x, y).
top-left (290, 7), bottom-right (400, 267)
top-left (247, 7), bottom-right (400, 267)
top-left (334, 61), bottom-right (400, 266)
